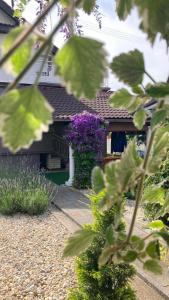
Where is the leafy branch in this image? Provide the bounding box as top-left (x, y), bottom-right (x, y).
top-left (0, 0), bottom-right (58, 68)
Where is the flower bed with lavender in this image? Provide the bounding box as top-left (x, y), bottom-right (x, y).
top-left (67, 111), bottom-right (106, 189)
top-left (0, 157), bottom-right (56, 215)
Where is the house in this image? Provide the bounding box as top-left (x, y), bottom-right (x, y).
top-left (0, 0), bottom-right (148, 184)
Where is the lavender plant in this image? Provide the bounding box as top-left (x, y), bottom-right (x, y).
top-left (0, 157), bottom-right (56, 215)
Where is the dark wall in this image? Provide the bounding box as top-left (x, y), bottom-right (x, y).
top-left (0, 121), bottom-right (69, 155)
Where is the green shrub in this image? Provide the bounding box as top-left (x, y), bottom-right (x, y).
top-left (0, 158), bottom-right (56, 215)
top-left (144, 155), bottom-right (169, 224)
top-left (73, 151), bottom-right (96, 189)
top-left (68, 193), bottom-right (136, 300)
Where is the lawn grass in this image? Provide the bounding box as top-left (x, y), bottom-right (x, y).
top-left (45, 171), bottom-right (69, 185)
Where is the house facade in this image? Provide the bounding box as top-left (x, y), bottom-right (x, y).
top-left (0, 0), bottom-right (148, 180)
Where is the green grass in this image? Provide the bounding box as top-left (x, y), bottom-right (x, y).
top-left (45, 171), bottom-right (69, 185)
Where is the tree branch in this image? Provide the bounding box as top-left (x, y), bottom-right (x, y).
top-left (4, 0), bottom-right (83, 93)
top-left (34, 44), bottom-right (52, 86)
top-left (145, 71), bottom-right (156, 84)
top-left (0, 0), bottom-right (59, 68)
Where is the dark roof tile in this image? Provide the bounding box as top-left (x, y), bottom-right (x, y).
top-left (39, 85), bottom-right (131, 121)
top-left (0, 83), bottom-right (131, 121)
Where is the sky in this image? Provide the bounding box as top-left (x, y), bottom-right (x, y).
top-left (8, 0), bottom-right (169, 90)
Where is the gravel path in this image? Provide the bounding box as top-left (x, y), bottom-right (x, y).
top-left (0, 204), bottom-right (165, 300)
top-left (0, 206), bottom-right (75, 300)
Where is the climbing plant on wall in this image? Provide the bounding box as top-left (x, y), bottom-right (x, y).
top-left (67, 111), bottom-right (106, 189)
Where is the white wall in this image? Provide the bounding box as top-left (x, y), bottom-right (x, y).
top-left (0, 34), bottom-right (61, 85)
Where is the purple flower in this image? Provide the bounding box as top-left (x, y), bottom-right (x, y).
top-left (66, 111), bottom-right (106, 160)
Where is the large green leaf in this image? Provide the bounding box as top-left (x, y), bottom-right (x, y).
top-left (63, 228), bottom-right (96, 257)
top-left (105, 140), bottom-right (142, 202)
top-left (2, 26), bottom-right (35, 75)
top-left (148, 220), bottom-right (164, 230)
top-left (156, 231), bottom-right (169, 246)
top-left (143, 259), bottom-right (162, 274)
top-left (0, 87), bottom-right (53, 152)
top-left (83, 0), bottom-right (96, 14)
top-left (105, 162), bottom-right (119, 201)
top-left (109, 88), bottom-right (143, 113)
top-left (116, 0), bottom-right (132, 20)
top-left (117, 140), bottom-right (142, 193)
top-left (133, 108), bottom-right (147, 130)
top-left (122, 250), bottom-right (138, 263)
top-left (146, 240), bottom-right (160, 259)
top-left (148, 125), bottom-right (169, 173)
top-left (130, 235), bottom-right (144, 251)
top-left (98, 245), bottom-right (113, 267)
top-left (142, 186), bottom-right (165, 205)
top-left (55, 36), bottom-right (107, 99)
top-left (111, 50), bottom-right (145, 86)
top-left (151, 109), bottom-right (167, 129)
top-left (135, 0), bottom-right (169, 45)
top-left (116, 1), bottom-right (169, 45)
top-left (92, 166), bottom-right (105, 194)
top-left (146, 83), bottom-right (169, 98)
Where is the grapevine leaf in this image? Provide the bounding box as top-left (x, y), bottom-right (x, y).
top-left (111, 50), bottom-right (145, 86)
top-left (0, 87), bottom-right (53, 153)
top-left (133, 108), bottom-right (147, 130)
top-left (144, 259), bottom-right (162, 274)
top-left (148, 220), bottom-right (164, 230)
top-left (55, 36), bottom-right (107, 99)
top-left (151, 109), bottom-right (167, 129)
top-left (92, 166), bottom-right (105, 194)
top-left (2, 26), bottom-right (35, 75)
top-left (142, 186), bottom-right (165, 205)
top-left (116, 0), bottom-right (132, 20)
top-left (146, 83), bottom-right (169, 98)
top-left (63, 228), bottom-right (96, 257)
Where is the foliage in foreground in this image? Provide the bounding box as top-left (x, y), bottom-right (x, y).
top-left (64, 140), bottom-right (169, 276)
top-left (67, 192), bottom-right (136, 300)
top-left (0, 0), bottom-right (169, 289)
top-left (0, 158), bottom-right (56, 215)
top-left (144, 154), bottom-right (169, 224)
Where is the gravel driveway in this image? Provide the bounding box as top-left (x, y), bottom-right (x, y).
top-left (0, 206), bottom-right (75, 300)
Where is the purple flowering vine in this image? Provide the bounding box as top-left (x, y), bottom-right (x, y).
top-left (66, 111), bottom-right (106, 160)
